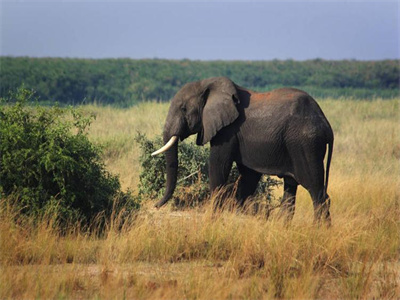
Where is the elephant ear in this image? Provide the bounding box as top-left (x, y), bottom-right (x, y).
top-left (198, 77), bottom-right (240, 145)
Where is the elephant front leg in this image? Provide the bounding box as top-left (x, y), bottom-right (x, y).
top-left (237, 164), bottom-right (262, 206)
top-left (209, 146), bottom-right (234, 210)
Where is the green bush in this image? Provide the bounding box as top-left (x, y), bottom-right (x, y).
top-left (135, 133), bottom-right (209, 207)
top-left (135, 133), bottom-right (281, 210)
top-left (0, 88), bottom-right (139, 225)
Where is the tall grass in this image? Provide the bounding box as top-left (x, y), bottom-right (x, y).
top-left (1, 98), bottom-right (399, 299)
top-left (86, 102), bottom-right (169, 190)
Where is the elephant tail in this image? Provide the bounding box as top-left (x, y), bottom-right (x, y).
top-left (324, 136), bottom-right (334, 199)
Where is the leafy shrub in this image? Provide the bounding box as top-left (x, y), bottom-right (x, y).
top-left (0, 88), bottom-right (139, 226)
top-left (135, 133), bottom-right (209, 207)
top-left (135, 133), bottom-right (281, 210)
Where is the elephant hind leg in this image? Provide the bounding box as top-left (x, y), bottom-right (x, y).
top-left (301, 162), bottom-right (331, 225)
top-left (279, 177), bottom-right (298, 222)
top-left (299, 172), bottom-right (331, 225)
top-left (309, 188), bottom-right (331, 226)
top-left (298, 159), bottom-right (331, 225)
top-left (289, 141), bottom-right (330, 224)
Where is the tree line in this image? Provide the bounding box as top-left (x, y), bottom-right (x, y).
top-left (1, 57), bottom-right (398, 106)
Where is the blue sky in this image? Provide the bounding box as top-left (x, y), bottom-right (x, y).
top-left (1, 0), bottom-right (399, 60)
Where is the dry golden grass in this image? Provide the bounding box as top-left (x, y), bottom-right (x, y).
top-left (1, 98), bottom-right (399, 299)
top-left (86, 102), bottom-right (169, 190)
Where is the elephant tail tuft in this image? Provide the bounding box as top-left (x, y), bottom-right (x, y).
top-left (324, 136), bottom-right (334, 200)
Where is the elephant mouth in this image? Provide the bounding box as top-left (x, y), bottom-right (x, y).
top-left (196, 129), bottom-right (204, 145)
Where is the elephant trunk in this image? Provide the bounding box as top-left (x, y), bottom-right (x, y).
top-left (154, 135), bottom-right (179, 208)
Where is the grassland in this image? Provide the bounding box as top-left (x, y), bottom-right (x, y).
top-left (1, 98), bottom-right (399, 299)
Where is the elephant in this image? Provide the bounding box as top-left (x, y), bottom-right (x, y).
top-left (152, 77), bottom-right (334, 224)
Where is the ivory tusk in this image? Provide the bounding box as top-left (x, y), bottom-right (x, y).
top-left (151, 136), bottom-right (178, 156)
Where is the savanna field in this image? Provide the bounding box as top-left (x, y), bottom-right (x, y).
top-left (1, 98), bottom-right (399, 299)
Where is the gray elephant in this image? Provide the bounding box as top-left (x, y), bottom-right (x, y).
top-left (152, 77), bottom-right (334, 224)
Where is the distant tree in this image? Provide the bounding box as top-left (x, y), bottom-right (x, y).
top-left (1, 57), bottom-right (398, 106)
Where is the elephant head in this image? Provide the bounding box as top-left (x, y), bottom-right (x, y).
top-left (152, 77), bottom-right (240, 208)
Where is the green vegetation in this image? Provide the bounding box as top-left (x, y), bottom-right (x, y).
top-left (1, 57), bottom-right (398, 105)
top-left (0, 88), bottom-right (138, 226)
top-left (135, 133), bottom-right (210, 206)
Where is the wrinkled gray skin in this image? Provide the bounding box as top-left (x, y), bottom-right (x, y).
top-left (156, 77), bottom-right (334, 224)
